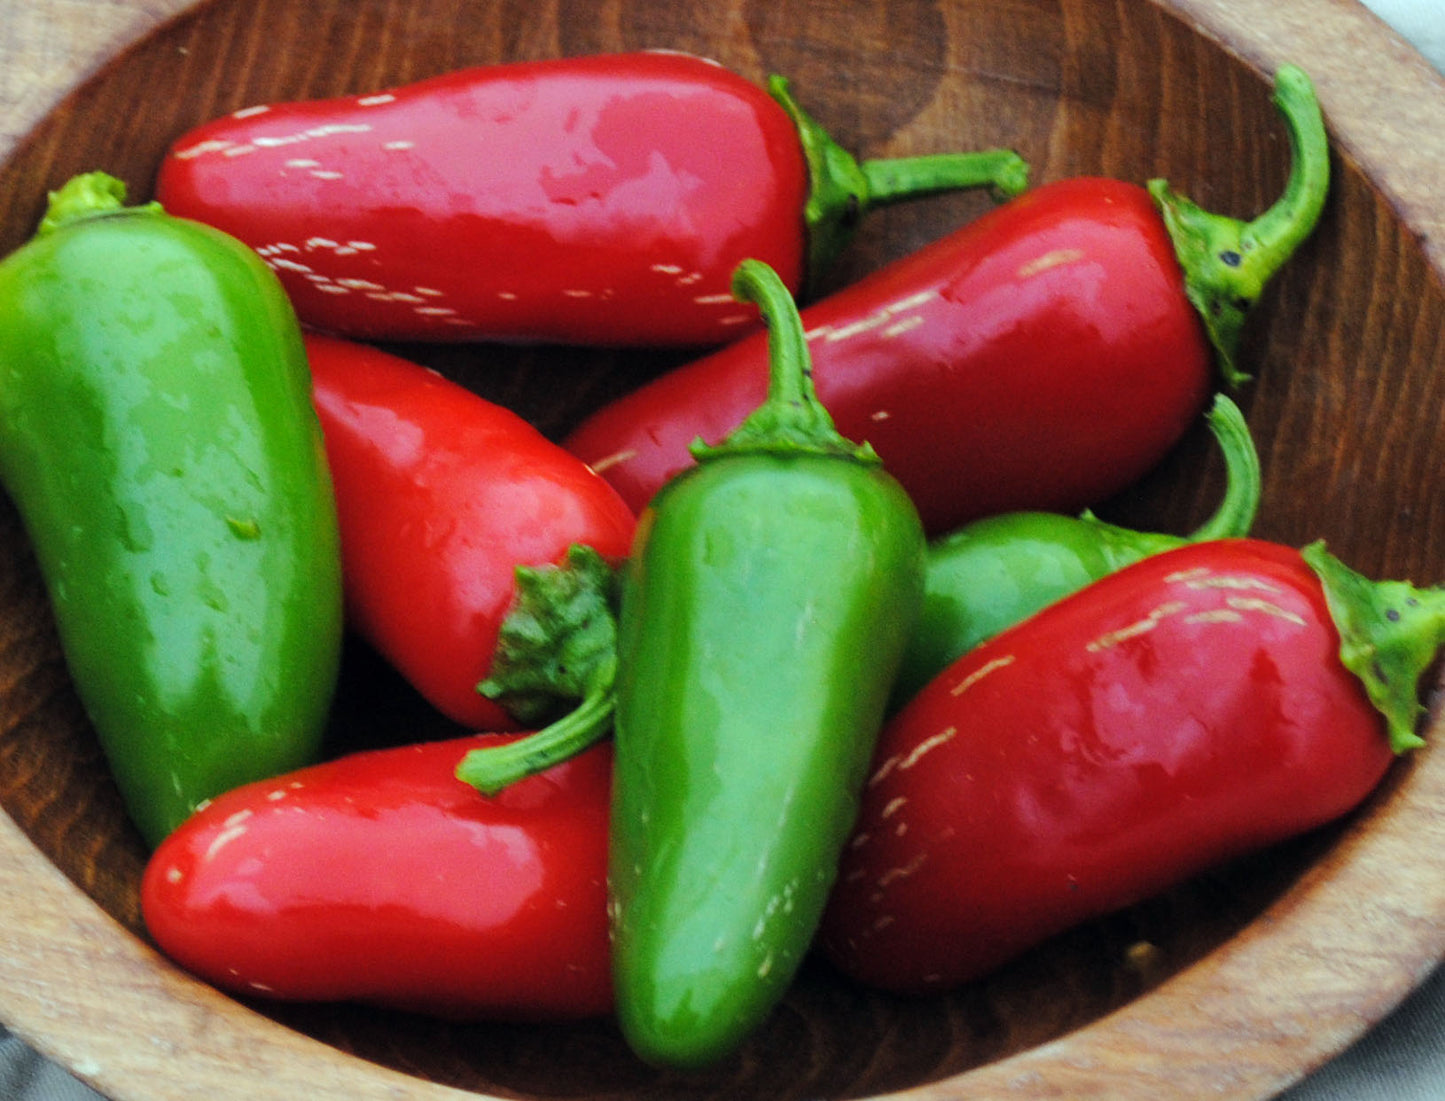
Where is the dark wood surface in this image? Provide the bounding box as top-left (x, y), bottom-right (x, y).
top-left (1, 1), bottom-right (1444, 1098)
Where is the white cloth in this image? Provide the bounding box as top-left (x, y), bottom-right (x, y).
top-left (0, 1030), bottom-right (101, 1100)
top-left (1359, 0), bottom-right (1445, 71)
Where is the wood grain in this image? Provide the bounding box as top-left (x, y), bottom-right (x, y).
top-left (1, 1), bottom-right (1444, 1099)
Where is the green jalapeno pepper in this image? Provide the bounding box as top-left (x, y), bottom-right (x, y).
top-left (603, 259), bottom-right (925, 1067)
top-left (0, 172), bottom-right (343, 847)
top-left (889, 389), bottom-right (1262, 708)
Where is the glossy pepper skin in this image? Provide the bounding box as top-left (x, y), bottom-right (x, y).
top-left (567, 66), bottom-right (1329, 534)
top-left (607, 260), bottom-right (925, 1067)
top-left (154, 51), bottom-right (1027, 346)
top-left (0, 173), bottom-right (343, 847)
top-left (890, 391), bottom-right (1261, 708)
top-left (304, 334), bottom-right (636, 729)
top-left (820, 539), bottom-right (1445, 994)
top-left (142, 734), bottom-right (613, 1019)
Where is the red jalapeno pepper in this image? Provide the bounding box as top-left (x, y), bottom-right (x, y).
top-left (819, 539), bottom-right (1445, 994)
top-left (566, 66), bottom-right (1328, 534)
top-left (141, 734), bottom-right (613, 1019)
top-left (305, 334), bottom-right (636, 729)
top-left (154, 51), bottom-right (1027, 346)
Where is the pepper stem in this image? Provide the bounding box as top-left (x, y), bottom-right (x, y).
top-left (768, 76), bottom-right (1030, 294)
top-left (1147, 65), bottom-right (1330, 387)
top-left (1184, 393), bottom-right (1262, 542)
top-left (861, 149), bottom-right (1031, 208)
top-left (455, 684), bottom-right (616, 796)
top-left (38, 171), bottom-right (161, 236)
top-left (692, 259), bottom-right (876, 464)
top-left (453, 545), bottom-right (621, 795)
top-left (1301, 541), bottom-right (1445, 755)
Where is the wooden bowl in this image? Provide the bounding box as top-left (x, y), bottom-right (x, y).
top-left (2, 0), bottom-right (1444, 1097)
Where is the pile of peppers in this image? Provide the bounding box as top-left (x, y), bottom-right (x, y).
top-left (2, 50), bottom-right (1443, 1074)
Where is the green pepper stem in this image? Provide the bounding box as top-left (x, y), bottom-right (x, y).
top-left (768, 75), bottom-right (1030, 294)
top-left (1184, 393), bottom-right (1262, 542)
top-left (1147, 64), bottom-right (1330, 387)
top-left (453, 545), bottom-right (621, 796)
top-left (692, 259), bottom-right (875, 463)
top-left (860, 148), bottom-right (1031, 207)
top-left (455, 684), bottom-right (616, 796)
top-left (1302, 541), bottom-right (1445, 755)
top-left (38, 171), bottom-right (161, 236)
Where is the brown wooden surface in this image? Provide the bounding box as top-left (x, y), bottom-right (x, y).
top-left (1, 1), bottom-right (1444, 1099)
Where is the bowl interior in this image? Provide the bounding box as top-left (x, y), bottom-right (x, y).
top-left (1, 0), bottom-right (1443, 1098)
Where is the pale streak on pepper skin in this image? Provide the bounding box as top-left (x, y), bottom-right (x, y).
top-left (252, 228), bottom-right (478, 325)
top-left (1086, 601), bottom-right (1189, 652)
top-left (1014, 246), bottom-right (1086, 279)
top-left (1172, 567), bottom-right (1285, 594)
top-left (850, 650), bottom-right (1022, 934)
top-left (948, 653), bottom-right (1016, 696)
top-left (808, 288), bottom-right (939, 345)
top-left (585, 448), bottom-right (638, 475)
top-left (1226, 596), bottom-right (1309, 626)
top-left (1083, 567), bottom-right (1307, 653)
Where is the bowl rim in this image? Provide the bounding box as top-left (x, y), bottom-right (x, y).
top-left (1, 1), bottom-right (1444, 1098)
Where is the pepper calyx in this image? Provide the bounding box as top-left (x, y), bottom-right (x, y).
top-left (769, 75), bottom-right (870, 295)
top-left (454, 544), bottom-right (621, 795)
top-left (475, 543), bottom-right (621, 726)
top-left (768, 75), bottom-right (1030, 296)
top-left (691, 259), bottom-right (877, 465)
top-left (38, 172), bottom-right (164, 236)
top-left (1301, 540), bottom-right (1445, 755)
